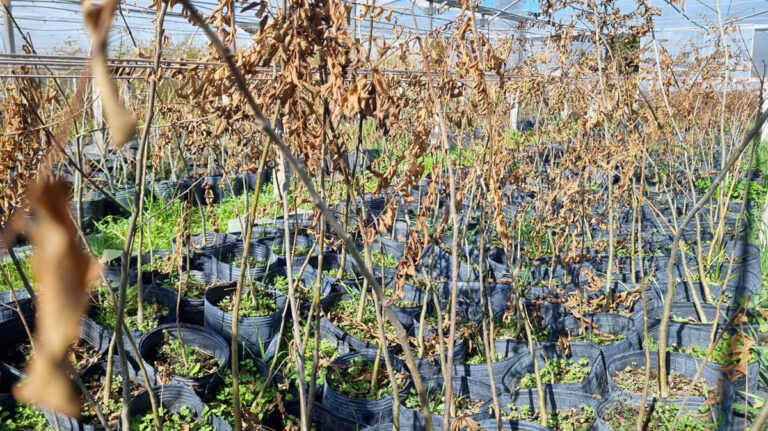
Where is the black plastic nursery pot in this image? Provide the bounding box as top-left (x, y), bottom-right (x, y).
top-left (398, 375), bottom-right (495, 431)
top-left (262, 234), bottom-right (320, 268)
top-left (126, 384), bottom-right (231, 430)
top-left (81, 284), bottom-right (178, 353)
top-left (604, 350), bottom-right (734, 420)
top-left (369, 232), bottom-right (408, 260)
top-left (314, 252), bottom-right (363, 293)
top-left (663, 302), bottom-right (753, 325)
top-left (648, 320), bottom-right (759, 402)
top-left (0, 361), bottom-right (22, 412)
top-left (0, 317), bottom-right (38, 372)
top-left (322, 350), bottom-right (412, 426)
top-left (593, 391), bottom-right (732, 431)
top-left (319, 292), bottom-right (399, 353)
top-left (106, 188), bottom-right (136, 216)
top-left (478, 387), bottom-right (600, 431)
top-left (138, 323), bottom-right (230, 400)
top-left (406, 318), bottom-right (467, 379)
top-left (451, 339), bottom-right (528, 392)
top-left (204, 284), bottom-right (285, 359)
top-left (189, 174), bottom-right (224, 205)
top-left (263, 264), bottom-right (336, 308)
top-left (154, 269), bottom-right (224, 326)
top-left (549, 313), bottom-right (640, 362)
top-left (0, 289), bottom-right (34, 323)
top-left (209, 239), bottom-right (278, 282)
top-left (435, 281), bottom-right (513, 322)
top-left (152, 178), bottom-right (192, 204)
top-left (283, 399), bottom-right (363, 431)
top-left (171, 232), bottom-right (240, 258)
top-left (243, 170), bottom-right (271, 192)
top-left (419, 244), bottom-right (480, 283)
top-left (69, 192), bottom-right (107, 232)
top-left (500, 342), bottom-right (608, 397)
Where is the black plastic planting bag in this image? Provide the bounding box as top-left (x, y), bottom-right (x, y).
top-left (126, 384), bottom-right (231, 430)
top-left (138, 323), bottom-right (230, 400)
top-left (398, 375), bottom-right (495, 431)
top-left (284, 400), bottom-right (363, 431)
top-left (81, 284), bottom-right (178, 355)
top-left (0, 289), bottom-right (34, 324)
top-left (550, 313), bottom-right (640, 361)
top-left (322, 350), bottom-right (411, 426)
top-left (482, 388), bottom-right (600, 431)
top-left (501, 341), bottom-right (608, 396)
top-left (593, 391), bottom-right (731, 431)
top-left (204, 284), bottom-right (285, 359)
top-left (648, 321), bottom-right (759, 402)
top-left (603, 350), bottom-right (734, 429)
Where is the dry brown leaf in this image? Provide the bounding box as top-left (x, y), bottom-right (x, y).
top-left (13, 181), bottom-right (102, 417)
top-left (82, 0), bottom-right (137, 147)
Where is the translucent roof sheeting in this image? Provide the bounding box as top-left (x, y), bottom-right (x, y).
top-left (0, 0), bottom-right (766, 73)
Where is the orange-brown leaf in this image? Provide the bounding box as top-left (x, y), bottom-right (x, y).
top-left (13, 181), bottom-right (102, 417)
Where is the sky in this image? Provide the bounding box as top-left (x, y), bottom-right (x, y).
top-left (0, 0), bottom-right (766, 56)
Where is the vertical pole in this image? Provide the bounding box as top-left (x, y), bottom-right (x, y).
top-left (761, 80), bottom-right (768, 143)
top-left (509, 90), bottom-right (519, 131)
top-left (3, 1), bottom-right (15, 54)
